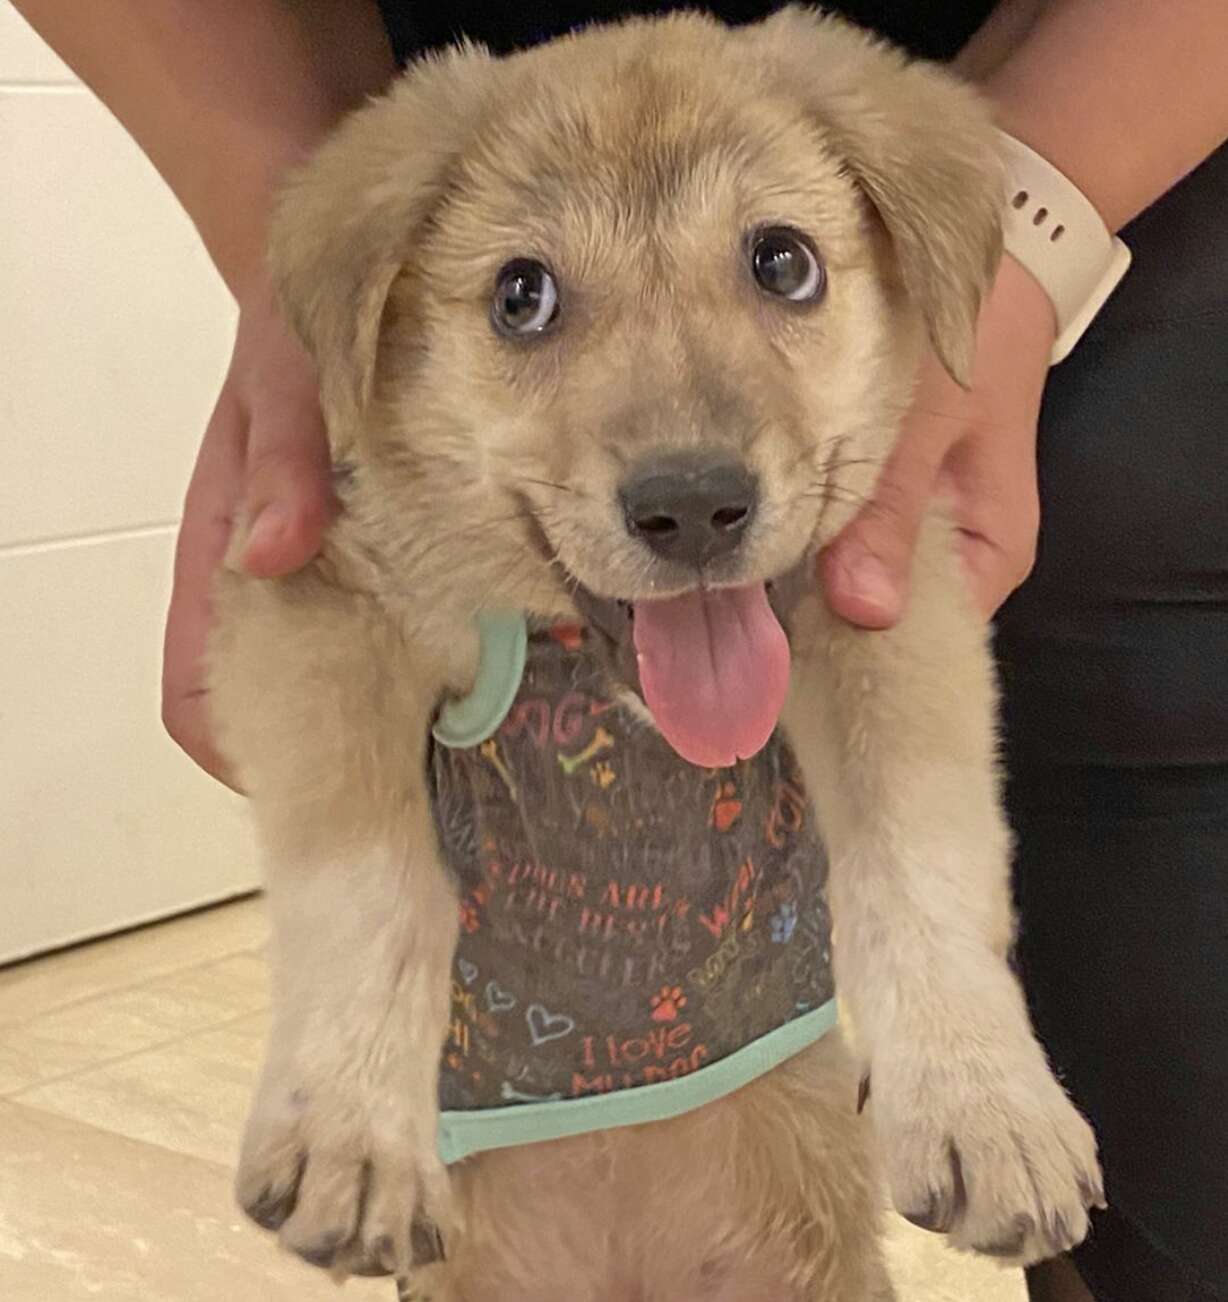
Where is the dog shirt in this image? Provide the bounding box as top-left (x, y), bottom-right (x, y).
top-left (428, 614), bottom-right (836, 1165)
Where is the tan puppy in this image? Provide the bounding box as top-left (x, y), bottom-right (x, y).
top-left (208, 9), bottom-right (1103, 1299)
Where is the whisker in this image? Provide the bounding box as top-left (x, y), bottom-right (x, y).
top-left (396, 510), bottom-right (531, 572)
top-left (819, 456), bottom-right (886, 474)
top-left (512, 475), bottom-right (590, 499)
top-left (477, 548), bottom-right (537, 612)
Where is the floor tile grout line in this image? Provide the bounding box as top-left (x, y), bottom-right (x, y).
top-left (1, 1093), bottom-right (244, 1178)
top-left (0, 936), bottom-right (269, 1032)
top-left (0, 899), bottom-right (268, 1022)
top-left (5, 1001), bottom-right (271, 1102)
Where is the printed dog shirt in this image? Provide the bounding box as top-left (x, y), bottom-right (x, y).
top-left (428, 620), bottom-right (835, 1163)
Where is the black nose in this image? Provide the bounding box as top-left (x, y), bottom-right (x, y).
top-left (620, 452), bottom-right (757, 567)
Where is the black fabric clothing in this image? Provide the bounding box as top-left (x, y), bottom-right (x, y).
top-left (375, 5), bottom-right (1228, 1298)
top-left (375, 0), bottom-right (997, 64)
top-left (998, 140), bottom-right (1228, 1302)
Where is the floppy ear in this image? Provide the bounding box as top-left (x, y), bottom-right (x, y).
top-left (268, 43), bottom-right (496, 442)
top-left (746, 7), bottom-right (1004, 386)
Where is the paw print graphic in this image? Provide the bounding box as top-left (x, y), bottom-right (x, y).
top-left (590, 760), bottom-right (616, 789)
top-left (770, 900), bottom-right (799, 945)
top-left (650, 985), bottom-right (687, 1023)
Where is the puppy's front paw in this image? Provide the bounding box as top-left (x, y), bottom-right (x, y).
top-left (236, 1070), bottom-right (454, 1279)
top-left (875, 1030), bottom-right (1104, 1265)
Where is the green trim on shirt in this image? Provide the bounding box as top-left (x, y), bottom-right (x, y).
top-left (438, 999), bottom-right (837, 1165)
top-left (431, 611), bottom-right (528, 749)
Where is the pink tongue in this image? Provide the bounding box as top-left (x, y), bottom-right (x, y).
top-left (632, 584), bottom-right (790, 768)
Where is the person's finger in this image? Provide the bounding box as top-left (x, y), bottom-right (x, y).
top-left (241, 397), bottom-right (334, 577)
top-left (162, 662), bottom-right (239, 789)
top-left (162, 387), bottom-right (244, 790)
top-left (939, 421), bottom-right (1040, 618)
top-left (820, 414), bottom-right (953, 629)
top-left (955, 530), bottom-right (1014, 617)
top-left (239, 334), bottom-right (334, 579)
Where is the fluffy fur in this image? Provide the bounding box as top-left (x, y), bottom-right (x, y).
top-left (208, 9), bottom-right (1102, 1298)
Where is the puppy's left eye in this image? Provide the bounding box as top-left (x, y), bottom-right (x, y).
top-left (749, 227), bottom-right (825, 303)
top-left (492, 259), bottom-right (560, 337)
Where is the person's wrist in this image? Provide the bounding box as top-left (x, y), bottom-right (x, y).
top-left (981, 253), bottom-right (1058, 386)
top-left (987, 74), bottom-right (1130, 234)
top-left (201, 121), bottom-right (341, 304)
top-left (197, 15), bottom-right (397, 302)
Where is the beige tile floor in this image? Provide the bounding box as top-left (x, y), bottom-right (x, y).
top-left (0, 898), bottom-right (1025, 1301)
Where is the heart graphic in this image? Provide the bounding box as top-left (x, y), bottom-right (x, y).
top-left (526, 1003), bottom-right (575, 1047)
top-left (485, 980), bottom-right (516, 1013)
top-left (457, 959), bottom-right (478, 986)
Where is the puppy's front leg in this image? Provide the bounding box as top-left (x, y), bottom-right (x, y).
top-left (784, 516), bottom-right (1102, 1265)
top-left (244, 809), bottom-right (458, 1279)
top-left (210, 573), bottom-right (460, 1279)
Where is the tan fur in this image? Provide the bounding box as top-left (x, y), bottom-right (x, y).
top-left (209, 9), bottom-right (1100, 1297)
top-left (433, 1035), bottom-right (891, 1302)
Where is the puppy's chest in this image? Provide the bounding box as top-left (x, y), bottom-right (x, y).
top-left (428, 624), bottom-right (834, 1113)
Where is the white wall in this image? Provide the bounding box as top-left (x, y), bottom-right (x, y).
top-left (0, 4), bottom-right (259, 962)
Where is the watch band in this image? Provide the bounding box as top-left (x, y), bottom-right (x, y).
top-left (998, 132), bottom-right (1132, 364)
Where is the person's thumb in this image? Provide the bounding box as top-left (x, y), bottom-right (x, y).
top-left (819, 422), bottom-right (949, 629)
top-left (241, 399), bottom-right (335, 579)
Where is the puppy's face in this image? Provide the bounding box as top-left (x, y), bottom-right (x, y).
top-left (408, 63), bottom-right (896, 603)
top-left (273, 10), bottom-right (1002, 762)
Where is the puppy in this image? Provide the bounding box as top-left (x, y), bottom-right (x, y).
top-left (208, 10), bottom-right (1103, 1300)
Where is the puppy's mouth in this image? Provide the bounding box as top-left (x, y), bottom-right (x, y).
top-left (571, 567), bottom-right (809, 769)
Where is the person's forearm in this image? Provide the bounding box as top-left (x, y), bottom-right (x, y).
top-left (13, 0), bottom-right (395, 299)
top-left (971, 0), bottom-right (1228, 232)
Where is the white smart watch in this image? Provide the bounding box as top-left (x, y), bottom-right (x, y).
top-left (998, 132), bottom-right (1132, 364)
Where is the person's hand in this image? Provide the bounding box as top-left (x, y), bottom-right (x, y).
top-left (162, 282), bottom-right (334, 788)
top-left (820, 255), bottom-right (1057, 627)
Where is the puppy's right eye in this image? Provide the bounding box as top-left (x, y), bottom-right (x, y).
top-left (491, 259), bottom-right (560, 337)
